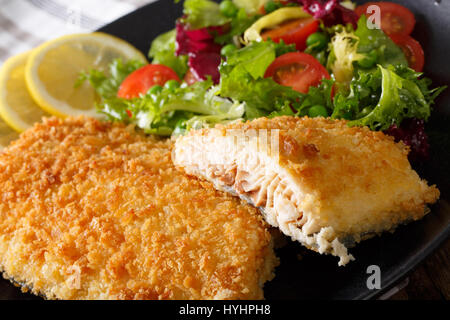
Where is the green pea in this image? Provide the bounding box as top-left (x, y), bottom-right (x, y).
top-left (264, 1), bottom-right (280, 14)
top-left (306, 32), bottom-right (328, 51)
top-left (220, 1), bottom-right (238, 18)
top-left (358, 50), bottom-right (378, 69)
top-left (148, 85), bottom-right (163, 95)
top-left (164, 80), bottom-right (180, 91)
top-left (308, 105), bottom-right (329, 118)
top-left (221, 44), bottom-right (237, 57)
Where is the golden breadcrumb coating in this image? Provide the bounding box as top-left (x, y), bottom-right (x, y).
top-left (0, 117), bottom-right (278, 300)
top-left (174, 116), bottom-right (440, 265)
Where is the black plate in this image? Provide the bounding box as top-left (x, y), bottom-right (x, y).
top-left (1, 0), bottom-right (449, 300)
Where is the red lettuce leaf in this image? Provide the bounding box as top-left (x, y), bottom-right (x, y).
top-left (385, 118), bottom-right (430, 162)
top-left (188, 52), bottom-right (221, 84)
top-left (289, 0), bottom-right (358, 27)
top-left (175, 21), bottom-right (222, 55)
top-left (175, 21), bottom-right (224, 84)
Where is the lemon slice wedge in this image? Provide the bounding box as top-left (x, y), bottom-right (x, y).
top-left (25, 32), bottom-right (147, 118)
top-left (0, 51), bottom-right (50, 132)
top-left (0, 117), bottom-right (19, 150)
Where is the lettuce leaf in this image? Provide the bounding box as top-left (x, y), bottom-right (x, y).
top-left (218, 40), bottom-right (301, 119)
top-left (78, 56), bottom-right (245, 135)
top-left (225, 41), bottom-right (276, 79)
top-left (232, 0), bottom-right (270, 15)
top-left (355, 15), bottom-right (408, 68)
top-left (290, 0), bottom-right (358, 27)
top-left (215, 8), bottom-right (259, 45)
top-left (219, 68), bottom-right (302, 119)
top-left (326, 16), bottom-right (407, 84)
top-left (148, 29), bottom-right (189, 78)
top-left (332, 65), bottom-right (446, 131)
top-left (76, 59), bottom-right (145, 99)
top-left (328, 27), bottom-right (365, 83)
top-left (182, 0), bottom-right (229, 29)
top-left (98, 78), bottom-right (245, 136)
top-left (296, 79), bottom-right (335, 115)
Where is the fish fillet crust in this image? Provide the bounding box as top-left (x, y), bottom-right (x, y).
top-left (0, 117), bottom-right (278, 300)
top-left (173, 116), bottom-right (440, 266)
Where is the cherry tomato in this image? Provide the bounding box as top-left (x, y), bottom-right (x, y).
top-left (264, 52), bottom-right (331, 94)
top-left (117, 64), bottom-right (180, 99)
top-left (355, 2), bottom-right (416, 36)
top-left (389, 34), bottom-right (425, 72)
top-left (261, 18), bottom-right (320, 51)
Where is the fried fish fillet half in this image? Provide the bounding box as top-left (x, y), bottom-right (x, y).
top-left (173, 116), bottom-right (440, 266)
top-left (0, 117), bottom-right (278, 300)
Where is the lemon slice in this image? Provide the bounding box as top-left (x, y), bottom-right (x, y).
top-left (0, 51), bottom-right (50, 132)
top-left (25, 32), bottom-right (147, 118)
top-left (0, 117), bottom-right (19, 150)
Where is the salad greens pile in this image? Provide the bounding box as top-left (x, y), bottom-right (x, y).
top-left (332, 65), bottom-right (444, 131)
top-left (79, 0), bottom-right (445, 158)
top-left (148, 29), bottom-right (188, 78)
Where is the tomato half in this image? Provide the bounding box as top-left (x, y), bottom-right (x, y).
top-left (261, 18), bottom-right (320, 51)
top-left (118, 64), bottom-right (180, 99)
top-left (265, 52), bottom-right (331, 94)
top-left (389, 34), bottom-right (425, 72)
top-left (355, 2), bottom-right (415, 36)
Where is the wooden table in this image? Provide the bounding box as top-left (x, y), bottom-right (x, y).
top-left (390, 238), bottom-right (450, 300)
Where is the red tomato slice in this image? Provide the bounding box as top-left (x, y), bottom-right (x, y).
top-left (389, 34), bottom-right (425, 72)
top-left (261, 18), bottom-right (319, 51)
top-left (118, 64), bottom-right (180, 99)
top-left (355, 2), bottom-right (415, 36)
top-left (265, 52), bottom-right (330, 94)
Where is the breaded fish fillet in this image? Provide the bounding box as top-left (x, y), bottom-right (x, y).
top-left (173, 116), bottom-right (440, 266)
top-left (0, 117), bottom-right (278, 300)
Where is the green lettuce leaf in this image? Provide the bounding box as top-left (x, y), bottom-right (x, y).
top-left (215, 8), bottom-right (259, 45)
top-left (232, 0), bottom-right (269, 15)
top-left (148, 29), bottom-right (188, 78)
top-left (98, 79), bottom-right (245, 136)
top-left (355, 15), bottom-right (408, 68)
top-left (296, 79), bottom-right (335, 116)
top-left (225, 41), bottom-right (276, 79)
top-left (332, 65), bottom-right (446, 131)
top-left (218, 40), bottom-right (301, 119)
top-left (182, 0), bottom-right (229, 29)
top-left (76, 59), bottom-right (145, 100)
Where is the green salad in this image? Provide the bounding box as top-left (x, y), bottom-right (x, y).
top-left (79, 0), bottom-right (445, 159)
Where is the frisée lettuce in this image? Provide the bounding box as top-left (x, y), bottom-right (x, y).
top-left (332, 65), bottom-right (446, 131)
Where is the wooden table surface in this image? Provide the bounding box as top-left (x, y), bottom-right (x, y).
top-left (390, 238), bottom-right (450, 300)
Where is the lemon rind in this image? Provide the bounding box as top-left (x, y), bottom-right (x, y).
top-left (25, 32), bottom-right (147, 118)
top-left (0, 51), bottom-right (37, 132)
